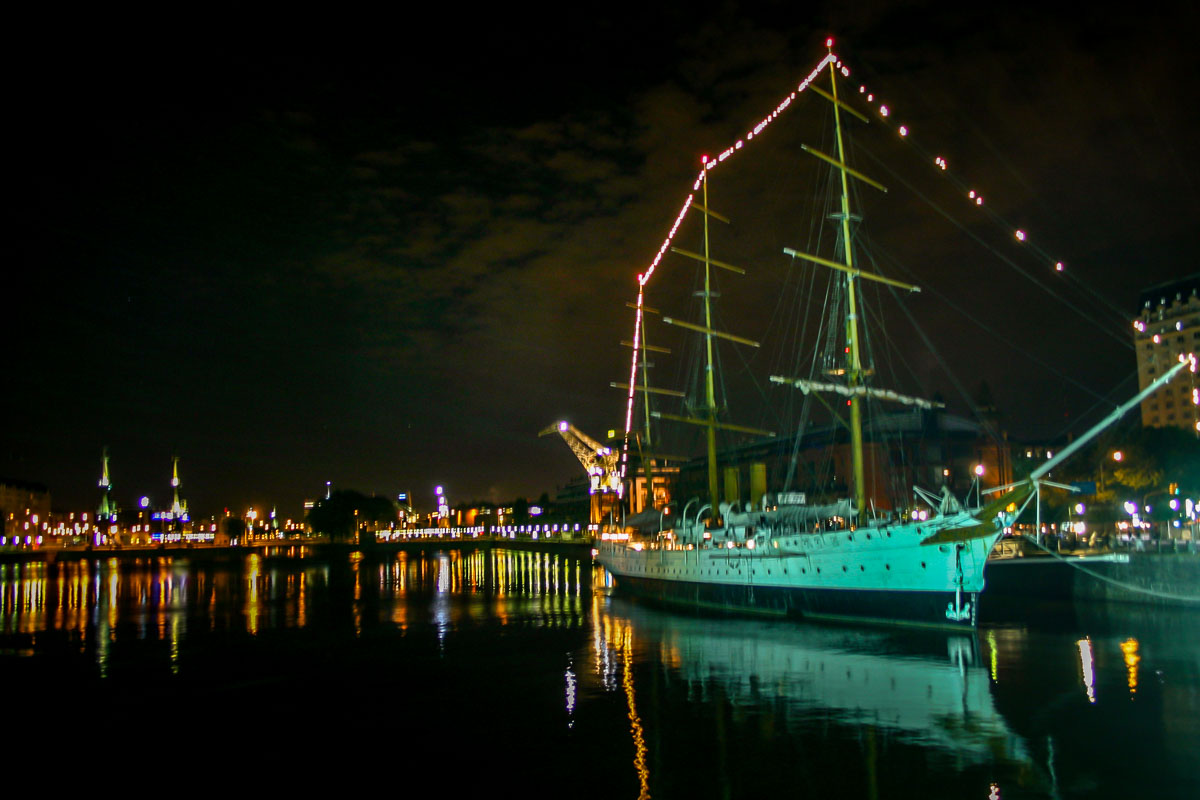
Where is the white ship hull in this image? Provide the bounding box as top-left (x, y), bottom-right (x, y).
top-left (596, 515), bottom-right (1001, 629)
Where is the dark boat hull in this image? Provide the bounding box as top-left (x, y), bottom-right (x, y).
top-left (610, 572), bottom-right (979, 630)
top-left (983, 551), bottom-right (1200, 608)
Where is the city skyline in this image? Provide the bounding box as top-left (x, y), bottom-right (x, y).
top-left (8, 4), bottom-right (1199, 514)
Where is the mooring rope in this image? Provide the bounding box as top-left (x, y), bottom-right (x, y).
top-left (1019, 535), bottom-right (1200, 604)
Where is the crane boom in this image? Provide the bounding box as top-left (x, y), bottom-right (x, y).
top-left (539, 421), bottom-right (622, 494)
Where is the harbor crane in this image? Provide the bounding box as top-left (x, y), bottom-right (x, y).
top-left (539, 421), bottom-right (622, 494)
top-left (539, 421), bottom-right (623, 525)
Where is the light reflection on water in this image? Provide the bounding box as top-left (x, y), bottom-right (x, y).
top-left (0, 548), bottom-right (591, 646)
top-left (0, 553), bottom-right (1195, 798)
top-left (589, 594), bottom-right (1030, 797)
top-left (586, 566), bottom-right (1198, 799)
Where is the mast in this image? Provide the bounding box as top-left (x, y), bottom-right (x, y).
top-left (777, 43), bottom-right (911, 516)
top-left (828, 42), bottom-right (867, 518)
top-left (633, 161), bottom-right (773, 521)
top-left (640, 314), bottom-right (656, 514)
top-left (702, 170), bottom-right (721, 518)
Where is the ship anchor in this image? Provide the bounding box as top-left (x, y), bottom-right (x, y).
top-left (946, 543), bottom-right (973, 623)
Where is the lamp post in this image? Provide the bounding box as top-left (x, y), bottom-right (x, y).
top-left (973, 464), bottom-right (985, 509)
top-left (1100, 450), bottom-right (1123, 493)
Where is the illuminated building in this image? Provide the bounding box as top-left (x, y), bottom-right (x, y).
top-left (0, 479), bottom-right (52, 538)
top-left (1134, 274), bottom-right (1200, 432)
top-left (396, 491), bottom-right (413, 528)
top-left (435, 485), bottom-right (450, 527)
top-left (667, 408), bottom-right (1012, 516)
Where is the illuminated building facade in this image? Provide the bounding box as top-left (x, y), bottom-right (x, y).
top-left (669, 409), bottom-right (1012, 516)
top-left (1, 479), bottom-right (52, 538)
top-left (435, 485), bottom-right (449, 527)
top-left (1134, 274), bottom-right (1200, 432)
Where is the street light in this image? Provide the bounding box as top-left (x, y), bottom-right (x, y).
top-left (1100, 450), bottom-right (1124, 492)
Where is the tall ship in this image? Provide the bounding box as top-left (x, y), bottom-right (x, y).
top-left (595, 41), bottom-right (1194, 629)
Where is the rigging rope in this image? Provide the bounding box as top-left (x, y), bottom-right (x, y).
top-left (882, 281), bottom-right (1007, 449)
top-left (1019, 535), bottom-right (1200, 604)
top-left (859, 146), bottom-right (1134, 351)
top-left (881, 117), bottom-right (1137, 326)
top-left (859, 229), bottom-right (1116, 406)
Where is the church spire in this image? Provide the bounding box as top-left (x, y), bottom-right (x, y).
top-left (170, 455), bottom-right (187, 518)
top-left (97, 447), bottom-right (116, 520)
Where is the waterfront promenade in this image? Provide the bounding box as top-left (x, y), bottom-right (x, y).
top-left (0, 533), bottom-right (593, 564)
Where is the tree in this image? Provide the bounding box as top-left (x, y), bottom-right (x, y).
top-left (224, 518), bottom-right (247, 541)
top-left (1041, 418), bottom-right (1199, 520)
top-left (512, 497), bottom-right (529, 524)
top-left (307, 490), bottom-right (396, 544)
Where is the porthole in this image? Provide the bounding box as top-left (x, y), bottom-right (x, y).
top-left (921, 562), bottom-right (926, 569)
top-left (860, 565), bottom-right (865, 571)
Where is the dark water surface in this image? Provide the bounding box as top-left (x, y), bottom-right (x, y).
top-left (1, 549), bottom-right (1196, 798)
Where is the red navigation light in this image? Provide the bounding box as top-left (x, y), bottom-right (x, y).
top-left (826, 37), bottom-right (834, 47)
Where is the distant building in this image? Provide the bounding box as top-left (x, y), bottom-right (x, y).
top-left (554, 474), bottom-right (592, 520)
top-left (668, 408), bottom-right (1012, 516)
top-left (1133, 274), bottom-right (1199, 432)
top-left (0, 478), bottom-right (52, 538)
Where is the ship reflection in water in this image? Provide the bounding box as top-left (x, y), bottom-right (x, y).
top-left (589, 594), bottom-right (1036, 799)
top-left (588, 572), bottom-right (1198, 799)
top-left (0, 554), bottom-right (1195, 798)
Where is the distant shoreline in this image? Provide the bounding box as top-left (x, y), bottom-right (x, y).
top-left (0, 536), bottom-right (594, 564)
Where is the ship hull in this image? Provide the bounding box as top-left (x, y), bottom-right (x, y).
top-left (608, 573), bottom-right (978, 628)
top-left (597, 524), bottom-right (998, 630)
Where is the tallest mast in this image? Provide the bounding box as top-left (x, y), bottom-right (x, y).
top-left (828, 40), bottom-right (867, 519)
top-left (702, 170), bottom-right (721, 517)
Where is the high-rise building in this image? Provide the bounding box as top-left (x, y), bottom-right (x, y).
top-left (1133, 273), bottom-right (1199, 432)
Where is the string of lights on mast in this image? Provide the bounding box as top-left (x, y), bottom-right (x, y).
top-left (621, 38), bottom-right (1079, 484)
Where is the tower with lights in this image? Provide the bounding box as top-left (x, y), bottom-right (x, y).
top-left (170, 456), bottom-right (187, 518)
top-left (97, 447), bottom-right (117, 522)
top-left (435, 485), bottom-right (449, 527)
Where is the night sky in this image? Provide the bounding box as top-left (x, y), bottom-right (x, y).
top-left (8, 3), bottom-right (1199, 517)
